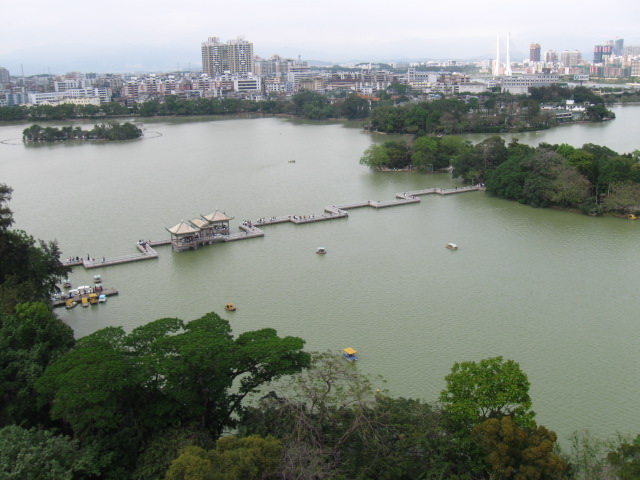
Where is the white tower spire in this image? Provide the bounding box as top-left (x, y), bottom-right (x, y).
top-left (505, 32), bottom-right (513, 76)
top-left (493, 33), bottom-right (500, 76)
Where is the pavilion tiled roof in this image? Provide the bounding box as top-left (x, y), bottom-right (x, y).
top-left (166, 220), bottom-right (200, 235)
top-left (190, 218), bottom-right (209, 229)
top-left (202, 210), bottom-right (233, 223)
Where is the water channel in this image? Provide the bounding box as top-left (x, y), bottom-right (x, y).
top-left (2, 104), bottom-right (640, 443)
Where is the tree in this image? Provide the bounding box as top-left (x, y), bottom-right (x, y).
top-left (566, 150), bottom-right (597, 184)
top-left (291, 91), bottom-right (334, 119)
top-left (485, 156), bottom-right (529, 202)
top-left (452, 136), bottom-right (507, 183)
top-left (585, 104), bottom-right (615, 121)
top-left (507, 139), bottom-right (536, 159)
top-left (0, 184), bottom-right (70, 312)
top-left (133, 427), bottom-right (215, 480)
top-left (607, 434), bottom-right (640, 480)
top-left (411, 136), bottom-right (438, 170)
top-left (555, 143), bottom-right (576, 159)
top-left (549, 164), bottom-right (591, 207)
top-left (165, 436), bottom-right (282, 480)
top-left (351, 395), bottom-right (482, 479)
top-left (0, 184), bottom-right (13, 230)
top-left (239, 351), bottom-right (384, 479)
top-left (36, 313), bottom-right (309, 474)
top-left (0, 425), bottom-right (103, 480)
top-left (566, 430), bottom-right (615, 480)
top-left (602, 181), bottom-right (640, 214)
top-left (473, 416), bottom-right (568, 479)
top-left (340, 94), bottom-right (370, 119)
top-left (474, 136), bottom-right (508, 174)
top-left (0, 302), bottom-right (75, 427)
top-left (598, 155), bottom-right (640, 194)
top-left (383, 141), bottom-right (411, 169)
top-left (439, 356), bottom-right (535, 430)
top-left (359, 142), bottom-right (410, 170)
top-left (436, 135), bottom-right (473, 169)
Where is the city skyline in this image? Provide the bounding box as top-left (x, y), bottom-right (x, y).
top-left (2, 0), bottom-right (639, 75)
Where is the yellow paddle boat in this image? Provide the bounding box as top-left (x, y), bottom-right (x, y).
top-left (342, 347), bottom-right (358, 361)
top-left (225, 303), bottom-right (236, 311)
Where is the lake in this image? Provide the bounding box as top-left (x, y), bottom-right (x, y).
top-left (2, 105), bottom-right (640, 443)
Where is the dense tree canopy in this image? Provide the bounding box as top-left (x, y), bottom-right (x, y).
top-left (0, 302), bottom-right (74, 427)
top-left (165, 436), bottom-right (282, 480)
top-left (36, 313), bottom-right (309, 475)
top-left (360, 135), bottom-right (472, 172)
top-left (452, 136), bottom-right (508, 183)
top-left (473, 416), bottom-right (567, 479)
top-left (23, 122), bottom-right (142, 142)
top-left (607, 434), bottom-right (640, 480)
top-left (0, 184), bottom-right (70, 312)
top-left (0, 425), bottom-right (102, 480)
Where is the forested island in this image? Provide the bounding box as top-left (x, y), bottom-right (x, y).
top-left (22, 121), bottom-right (143, 142)
top-left (361, 137), bottom-right (640, 216)
top-left (2, 182), bottom-right (640, 479)
top-left (1, 85), bottom-right (616, 135)
top-left (365, 86), bottom-right (614, 135)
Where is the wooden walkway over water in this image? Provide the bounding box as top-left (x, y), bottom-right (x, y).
top-left (63, 185), bottom-right (482, 269)
top-left (64, 243), bottom-right (159, 269)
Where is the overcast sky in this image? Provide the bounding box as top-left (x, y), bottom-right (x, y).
top-left (2, 0), bottom-right (638, 75)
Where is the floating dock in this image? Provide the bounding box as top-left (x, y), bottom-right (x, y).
top-left (52, 288), bottom-right (119, 308)
top-left (62, 185), bottom-right (482, 269)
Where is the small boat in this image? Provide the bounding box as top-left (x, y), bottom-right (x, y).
top-left (288, 159), bottom-right (296, 163)
top-left (446, 243), bottom-right (458, 250)
top-left (65, 299), bottom-right (77, 309)
top-left (88, 293), bottom-right (99, 305)
top-left (81, 297), bottom-right (90, 308)
top-left (93, 274), bottom-right (102, 283)
top-left (63, 279), bottom-right (72, 288)
top-left (628, 214), bottom-right (637, 220)
top-left (316, 247), bottom-right (327, 254)
top-left (342, 347), bottom-right (358, 362)
top-left (98, 294), bottom-right (107, 303)
top-left (225, 303), bottom-right (236, 311)
top-left (94, 283), bottom-right (103, 292)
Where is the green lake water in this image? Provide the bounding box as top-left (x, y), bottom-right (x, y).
top-left (2, 105), bottom-right (639, 442)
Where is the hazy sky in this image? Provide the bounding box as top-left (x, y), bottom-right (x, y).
top-left (2, 0), bottom-right (638, 75)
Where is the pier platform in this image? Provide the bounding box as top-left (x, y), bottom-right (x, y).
top-left (61, 185), bottom-right (483, 269)
top-left (52, 288), bottom-right (119, 308)
top-left (64, 244), bottom-right (158, 270)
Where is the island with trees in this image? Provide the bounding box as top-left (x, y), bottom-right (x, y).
top-left (360, 137), bottom-right (640, 217)
top-left (22, 121), bottom-right (143, 143)
top-left (2, 182), bottom-right (640, 478)
top-left (1, 84), bottom-right (615, 136)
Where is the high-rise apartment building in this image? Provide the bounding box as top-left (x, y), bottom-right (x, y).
top-left (594, 44), bottom-right (613, 63)
top-left (0, 67), bottom-right (10, 85)
top-left (529, 43), bottom-right (541, 62)
top-left (613, 39), bottom-right (624, 56)
top-left (201, 37), bottom-right (254, 76)
top-left (559, 50), bottom-right (583, 67)
top-left (544, 50), bottom-right (558, 64)
top-left (623, 45), bottom-right (640, 56)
